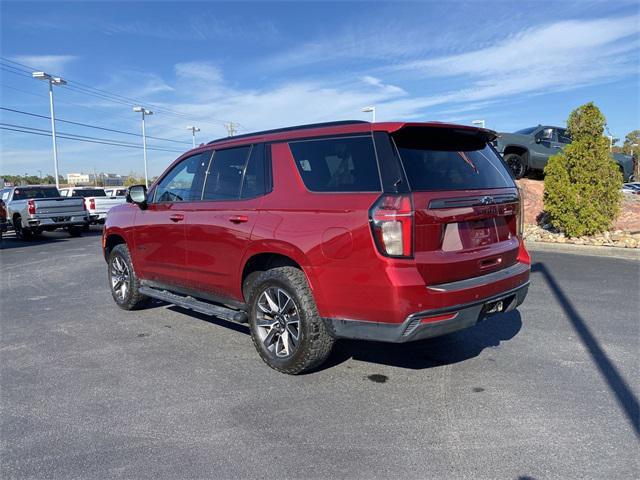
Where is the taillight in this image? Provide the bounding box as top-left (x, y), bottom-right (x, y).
top-left (517, 187), bottom-right (524, 238)
top-left (27, 200), bottom-right (36, 215)
top-left (89, 198), bottom-right (96, 210)
top-left (369, 194), bottom-right (413, 257)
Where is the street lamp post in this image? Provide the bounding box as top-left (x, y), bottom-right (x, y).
top-left (133, 106), bottom-right (153, 188)
top-left (472, 119), bottom-right (486, 129)
top-left (187, 125), bottom-right (200, 148)
top-left (33, 72), bottom-right (66, 189)
top-left (361, 106), bottom-right (376, 122)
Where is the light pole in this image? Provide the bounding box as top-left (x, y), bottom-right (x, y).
top-left (187, 125), bottom-right (200, 148)
top-left (38, 170), bottom-right (42, 183)
top-left (362, 106), bottom-right (376, 122)
top-left (472, 119), bottom-right (486, 129)
top-left (133, 106), bottom-right (153, 187)
top-left (33, 72), bottom-right (66, 189)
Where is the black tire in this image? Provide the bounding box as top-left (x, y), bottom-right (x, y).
top-left (13, 216), bottom-right (32, 240)
top-left (108, 244), bottom-right (149, 310)
top-left (68, 226), bottom-right (82, 237)
top-left (504, 153), bottom-right (527, 179)
top-left (248, 267), bottom-right (334, 374)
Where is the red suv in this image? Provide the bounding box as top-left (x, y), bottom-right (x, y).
top-left (103, 121), bottom-right (530, 374)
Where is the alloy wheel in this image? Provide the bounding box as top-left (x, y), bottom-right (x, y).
top-left (255, 287), bottom-right (300, 358)
top-left (110, 255), bottom-right (130, 301)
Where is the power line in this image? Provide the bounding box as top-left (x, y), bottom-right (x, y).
top-left (0, 107), bottom-right (192, 145)
top-left (1, 57), bottom-right (244, 131)
top-left (1, 124), bottom-right (185, 153)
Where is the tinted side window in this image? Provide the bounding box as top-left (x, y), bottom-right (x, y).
top-left (556, 129), bottom-right (571, 144)
top-left (241, 144), bottom-right (267, 199)
top-left (203, 146), bottom-right (251, 201)
top-left (288, 136), bottom-right (380, 192)
top-left (154, 152), bottom-right (211, 203)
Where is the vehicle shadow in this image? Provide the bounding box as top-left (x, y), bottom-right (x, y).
top-left (318, 310), bottom-right (522, 371)
top-left (0, 228), bottom-right (103, 250)
top-left (531, 262), bottom-right (639, 438)
top-left (154, 300), bottom-right (521, 372)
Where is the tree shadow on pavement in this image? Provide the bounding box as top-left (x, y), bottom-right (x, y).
top-left (531, 262), bottom-right (639, 438)
top-left (320, 310), bottom-right (522, 371)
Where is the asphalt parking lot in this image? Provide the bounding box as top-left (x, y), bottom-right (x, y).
top-left (1, 230), bottom-right (638, 479)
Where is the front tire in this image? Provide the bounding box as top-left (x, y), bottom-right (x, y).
top-left (108, 244), bottom-right (149, 310)
top-left (248, 267), bottom-right (334, 374)
top-left (504, 153), bottom-right (527, 179)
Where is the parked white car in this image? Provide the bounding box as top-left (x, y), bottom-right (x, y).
top-left (59, 187), bottom-right (126, 225)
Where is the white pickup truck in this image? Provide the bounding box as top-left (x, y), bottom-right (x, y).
top-left (59, 187), bottom-right (126, 225)
top-left (1, 185), bottom-right (89, 239)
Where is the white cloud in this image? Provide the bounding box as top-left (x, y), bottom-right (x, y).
top-left (11, 54), bottom-right (78, 75)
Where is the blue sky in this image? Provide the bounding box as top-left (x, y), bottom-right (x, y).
top-left (1, 0), bottom-right (639, 177)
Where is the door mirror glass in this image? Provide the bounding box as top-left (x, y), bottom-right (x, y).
top-left (536, 128), bottom-right (553, 143)
top-left (127, 185), bottom-right (147, 208)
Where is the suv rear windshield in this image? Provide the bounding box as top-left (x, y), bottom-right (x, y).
top-left (393, 127), bottom-right (515, 191)
top-left (289, 136), bottom-right (381, 192)
top-left (13, 187), bottom-right (60, 200)
top-left (73, 189), bottom-right (106, 197)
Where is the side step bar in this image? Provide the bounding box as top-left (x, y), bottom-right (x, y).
top-left (139, 286), bottom-right (248, 324)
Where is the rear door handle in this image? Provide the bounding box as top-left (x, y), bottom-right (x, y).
top-left (228, 215), bottom-right (248, 224)
top-left (169, 214), bottom-right (184, 222)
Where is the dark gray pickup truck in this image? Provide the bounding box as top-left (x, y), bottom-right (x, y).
top-left (495, 125), bottom-right (634, 181)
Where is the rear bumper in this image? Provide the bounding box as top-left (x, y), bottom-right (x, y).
top-left (27, 215), bottom-right (89, 229)
top-left (324, 282), bottom-right (529, 343)
top-left (89, 213), bottom-right (107, 223)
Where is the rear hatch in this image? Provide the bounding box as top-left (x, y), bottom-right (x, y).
top-left (392, 126), bottom-right (521, 285)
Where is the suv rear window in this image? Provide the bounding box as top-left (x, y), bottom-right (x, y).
top-left (393, 128), bottom-right (514, 191)
top-left (289, 136), bottom-right (380, 192)
top-left (13, 187), bottom-right (60, 200)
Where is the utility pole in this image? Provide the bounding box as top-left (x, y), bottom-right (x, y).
top-left (224, 122), bottom-right (238, 137)
top-left (187, 125), bottom-right (200, 147)
top-left (33, 72), bottom-right (66, 189)
top-left (133, 107), bottom-right (153, 187)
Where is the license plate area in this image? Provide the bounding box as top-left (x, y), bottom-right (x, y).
top-left (482, 293), bottom-right (516, 316)
top-left (52, 216), bottom-right (71, 222)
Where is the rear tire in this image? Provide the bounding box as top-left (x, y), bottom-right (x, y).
top-left (248, 267), bottom-right (334, 374)
top-left (108, 244), bottom-right (149, 310)
top-left (13, 216), bottom-right (32, 240)
top-left (68, 226), bottom-right (82, 237)
top-left (504, 153), bottom-right (527, 179)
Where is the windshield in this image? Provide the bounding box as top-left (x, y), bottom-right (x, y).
top-left (73, 189), bottom-right (106, 197)
top-left (13, 187), bottom-right (61, 200)
top-left (393, 127), bottom-right (515, 191)
top-left (514, 127), bottom-right (538, 135)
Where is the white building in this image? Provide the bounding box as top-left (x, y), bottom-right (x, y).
top-left (66, 173), bottom-right (124, 186)
top-left (67, 173), bottom-right (96, 185)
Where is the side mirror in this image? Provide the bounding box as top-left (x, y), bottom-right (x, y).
top-left (536, 128), bottom-right (553, 143)
top-left (126, 184), bottom-right (148, 209)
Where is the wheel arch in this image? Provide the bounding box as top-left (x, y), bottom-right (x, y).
top-left (239, 241), bottom-right (322, 305)
top-left (503, 145), bottom-right (530, 164)
top-left (103, 232), bottom-right (127, 261)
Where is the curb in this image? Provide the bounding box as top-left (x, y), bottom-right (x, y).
top-left (525, 240), bottom-right (640, 261)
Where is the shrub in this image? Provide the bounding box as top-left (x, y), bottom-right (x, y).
top-left (543, 102), bottom-right (622, 237)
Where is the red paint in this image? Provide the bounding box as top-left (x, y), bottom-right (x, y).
top-left (104, 121), bottom-right (530, 326)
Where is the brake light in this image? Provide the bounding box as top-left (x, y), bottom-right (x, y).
top-left (517, 187), bottom-right (524, 238)
top-left (370, 194), bottom-right (413, 257)
top-left (89, 198), bottom-right (96, 210)
top-left (27, 200), bottom-right (36, 215)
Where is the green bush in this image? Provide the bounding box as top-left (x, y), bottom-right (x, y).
top-left (543, 102), bottom-right (622, 237)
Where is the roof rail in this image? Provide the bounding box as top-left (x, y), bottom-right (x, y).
top-left (207, 120), bottom-right (369, 145)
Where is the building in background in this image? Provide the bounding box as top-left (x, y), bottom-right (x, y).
top-left (67, 173), bottom-right (96, 185)
top-left (67, 172), bottom-right (124, 186)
